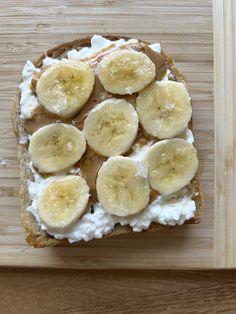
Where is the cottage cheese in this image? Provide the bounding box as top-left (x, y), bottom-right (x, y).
top-left (67, 35), bottom-right (138, 60)
top-left (19, 61), bottom-right (40, 119)
top-left (116, 193), bottom-right (195, 231)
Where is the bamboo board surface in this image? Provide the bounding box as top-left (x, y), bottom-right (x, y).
top-left (214, 0), bottom-right (236, 268)
top-left (0, 0), bottom-right (224, 269)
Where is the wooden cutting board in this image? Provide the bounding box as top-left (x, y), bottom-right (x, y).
top-left (0, 0), bottom-right (234, 269)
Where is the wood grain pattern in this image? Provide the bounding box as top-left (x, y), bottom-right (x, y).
top-left (0, 0), bottom-right (214, 268)
top-left (1, 269), bottom-right (236, 314)
top-left (214, 0), bottom-right (236, 268)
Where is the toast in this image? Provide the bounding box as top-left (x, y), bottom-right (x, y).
top-left (12, 35), bottom-right (203, 247)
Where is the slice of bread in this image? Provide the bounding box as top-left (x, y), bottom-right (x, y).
top-left (12, 35), bottom-right (203, 247)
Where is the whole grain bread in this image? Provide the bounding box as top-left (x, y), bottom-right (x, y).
top-left (12, 35), bottom-right (203, 248)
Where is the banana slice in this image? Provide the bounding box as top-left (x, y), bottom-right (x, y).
top-left (29, 123), bottom-right (86, 173)
top-left (38, 175), bottom-right (89, 231)
top-left (36, 60), bottom-right (95, 118)
top-left (136, 81), bottom-right (192, 139)
top-left (97, 49), bottom-right (156, 95)
top-left (145, 138), bottom-right (198, 195)
top-left (83, 98), bottom-right (139, 157)
top-left (96, 156), bottom-right (150, 217)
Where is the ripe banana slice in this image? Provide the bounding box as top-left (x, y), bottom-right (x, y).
top-left (145, 138), bottom-right (198, 195)
top-left (83, 98), bottom-right (139, 157)
top-left (136, 81), bottom-right (192, 139)
top-left (96, 156), bottom-right (150, 217)
top-left (97, 49), bottom-right (156, 95)
top-left (29, 123), bottom-right (86, 173)
top-left (36, 60), bottom-right (95, 118)
top-left (38, 175), bottom-right (89, 231)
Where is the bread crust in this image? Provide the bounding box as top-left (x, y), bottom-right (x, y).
top-left (12, 35), bottom-right (203, 248)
